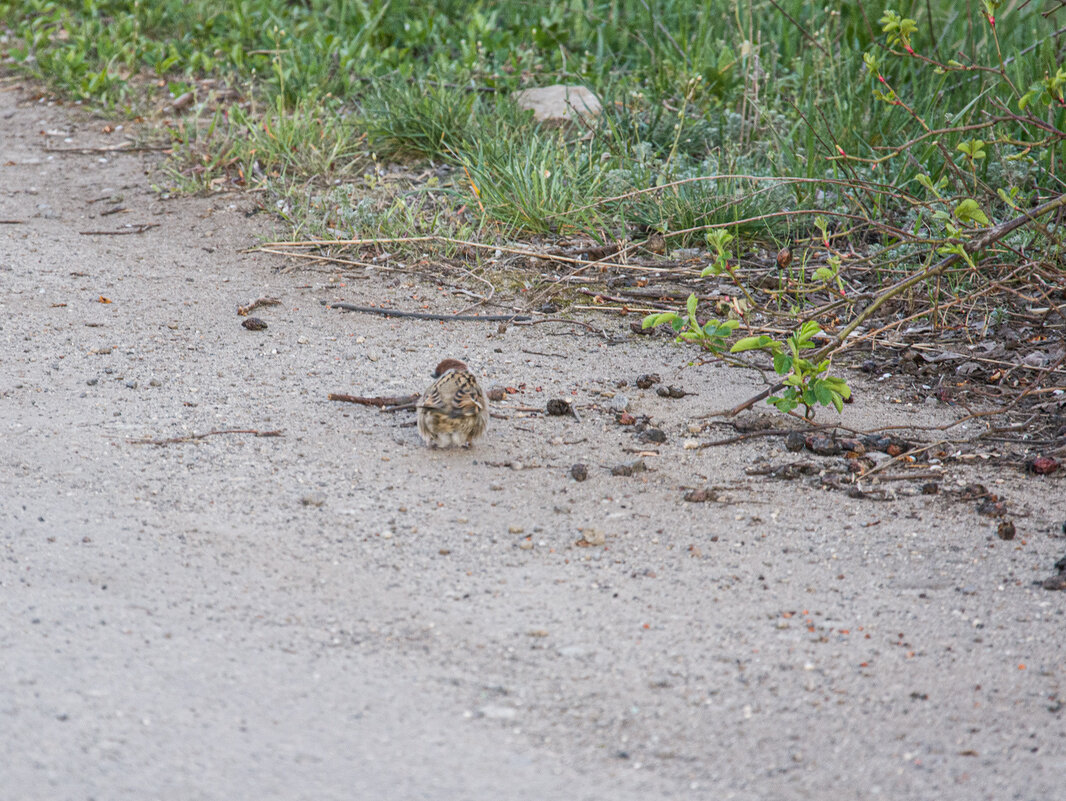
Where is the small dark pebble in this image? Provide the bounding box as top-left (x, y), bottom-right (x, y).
top-left (958, 483), bottom-right (989, 501)
top-left (839, 438), bottom-right (865, 455)
top-left (806, 434), bottom-right (842, 456)
top-left (784, 432), bottom-right (806, 452)
top-left (1053, 554), bottom-right (1066, 572)
top-left (997, 520), bottom-right (1016, 540)
top-left (86, 378), bottom-right (98, 386)
top-left (538, 303), bottom-right (558, 314)
top-left (641, 428), bottom-right (667, 443)
top-left (487, 386), bottom-right (506, 402)
top-left (1041, 574), bottom-right (1066, 591)
top-left (636, 373), bottom-right (661, 389)
top-left (656, 385), bottom-right (687, 398)
top-left (976, 499), bottom-right (1007, 518)
top-left (861, 359), bottom-right (878, 373)
top-left (242, 317), bottom-right (268, 331)
top-left (630, 321), bottom-right (653, 335)
top-left (569, 463), bottom-right (588, 482)
top-left (546, 398), bottom-right (572, 416)
top-left (920, 482), bottom-right (939, 495)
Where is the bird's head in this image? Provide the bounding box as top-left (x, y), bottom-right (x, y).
top-left (432, 358), bottom-right (469, 377)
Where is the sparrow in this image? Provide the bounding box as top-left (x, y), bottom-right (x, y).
top-left (416, 358), bottom-right (488, 448)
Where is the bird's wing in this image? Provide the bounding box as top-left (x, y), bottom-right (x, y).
top-left (419, 371), bottom-right (484, 417)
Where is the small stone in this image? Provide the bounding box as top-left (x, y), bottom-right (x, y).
top-left (920, 482), bottom-right (939, 495)
top-left (682, 439), bottom-right (700, 450)
top-left (512, 84), bottom-right (602, 124)
top-left (242, 317), bottom-right (268, 331)
top-left (86, 378), bottom-right (98, 386)
top-left (635, 373), bottom-right (661, 389)
top-left (611, 459), bottom-right (646, 476)
top-left (641, 428), bottom-right (667, 443)
top-left (518, 539), bottom-right (534, 550)
top-left (806, 434), bottom-right (842, 456)
top-left (508, 525), bottom-right (525, 534)
top-left (1041, 574), bottom-right (1066, 591)
top-left (569, 463), bottom-right (588, 482)
top-left (785, 432), bottom-right (806, 452)
top-left (997, 520), bottom-right (1016, 540)
top-left (300, 493), bottom-right (326, 507)
top-left (576, 528), bottom-right (606, 547)
top-left (546, 398), bottom-right (572, 416)
top-left (656, 385), bottom-right (687, 398)
top-left (487, 385), bottom-right (506, 402)
top-left (125, 381), bottom-right (137, 389)
top-left (687, 423), bottom-right (702, 434)
top-left (617, 412), bottom-right (636, 425)
top-left (608, 395), bottom-right (629, 413)
top-left (684, 487), bottom-right (718, 503)
top-left (148, 378), bottom-right (161, 387)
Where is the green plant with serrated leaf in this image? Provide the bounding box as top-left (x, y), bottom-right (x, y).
top-left (641, 293), bottom-right (740, 352)
top-left (642, 301), bottom-right (850, 419)
top-left (730, 321), bottom-right (851, 417)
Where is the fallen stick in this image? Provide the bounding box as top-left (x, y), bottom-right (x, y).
top-left (329, 392), bottom-right (419, 408)
top-left (322, 300), bottom-right (530, 322)
top-left (79, 223), bottom-right (160, 236)
top-left (238, 296), bottom-right (282, 316)
top-left (129, 428), bottom-right (283, 445)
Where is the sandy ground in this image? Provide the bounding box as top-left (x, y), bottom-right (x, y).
top-left (2, 82), bottom-right (1065, 801)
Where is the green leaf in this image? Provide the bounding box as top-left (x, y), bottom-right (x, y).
top-left (772, 351), bottom-right (792, 374)
top-left (686, 293), bottom-right (698, 319)
top-left (730, 335), bottom-right (777, 353)
top-left (954, 198), bottom-right (989, 226)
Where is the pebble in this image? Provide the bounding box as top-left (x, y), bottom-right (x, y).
top-left (656, 385), bottom-right (687, 398)
top-left (611, 459), bottom-right (646, 476)
top-left (579, 528), bottom-right (606, 546)
top-left (546, 398), bottom-right (572, 416)
top-left (300, 493), bottom-right (326, 507)
top-left (570, 463), bottom-right (588, 481)
top-left (785, 432), bottom-right (806, 452)
top-left (518, 540), bottom-right (534, 550)
top-left (508, 525), bottom-right (524, 534)
top-left (241, 317), bottom-right (267, 331)
top-left (148, 378), bottom-right (161, 387)
top-left (608, 394), bottom-right (629, 413)
top-left (641, 428), bottom-right (666, 443)
top-left (682, 439), bottom-right (700, 450)
top-left (635, 373), bottom-right (661, 389)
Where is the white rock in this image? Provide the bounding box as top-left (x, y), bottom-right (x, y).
top-left (512, 85), bottom-right (602, 124)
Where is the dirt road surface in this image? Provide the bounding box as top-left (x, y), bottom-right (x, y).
top-left (2, 83), bottom-right (1064, 800)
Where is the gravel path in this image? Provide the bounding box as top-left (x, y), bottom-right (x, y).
top-left (2, 83), bottom-right (1064, 800)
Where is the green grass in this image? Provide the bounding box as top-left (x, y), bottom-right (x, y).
top-left (3, 0), bottom-right (1064, 258)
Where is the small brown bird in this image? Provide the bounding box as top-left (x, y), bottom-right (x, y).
top-left (417, 358), bottom-right (489, 448)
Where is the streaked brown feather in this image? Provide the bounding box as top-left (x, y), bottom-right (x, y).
top-left (416, 360), bottom-right (489, 448)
